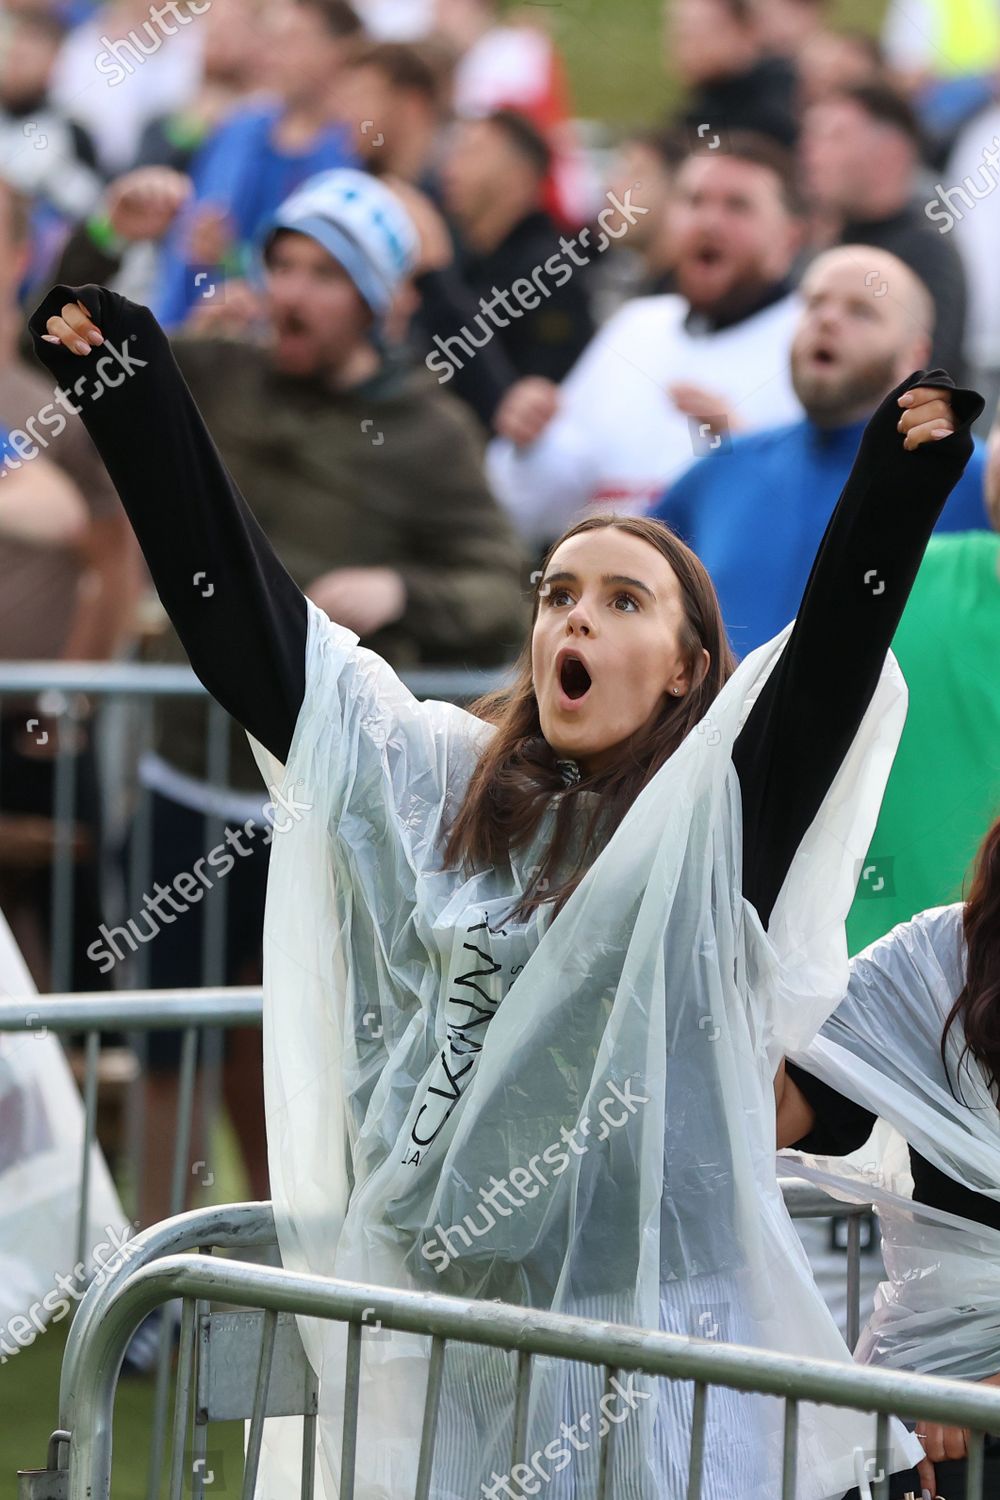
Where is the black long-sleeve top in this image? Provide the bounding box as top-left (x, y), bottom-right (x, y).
top-left (28, 286), bottom-right (983, 940)
top-left (785, 1060), bottom-right (1000, 1233)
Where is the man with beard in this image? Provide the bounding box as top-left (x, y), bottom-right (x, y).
top-left (485, 133), bottom-right (805, 551)
top-left (651, 245), bottom-right (987, 656)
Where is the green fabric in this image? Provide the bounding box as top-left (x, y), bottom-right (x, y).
top-left (847, 532), bottom-right (1000, 954)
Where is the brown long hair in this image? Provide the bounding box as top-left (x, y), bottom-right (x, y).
top-left (942, 816), bottom-right (1000, 1098)
top-left (442, 514), bottom-right (737, 924)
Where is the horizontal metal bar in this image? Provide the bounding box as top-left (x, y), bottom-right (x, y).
top-left (0, 988), bottom-right (262, 1032)
top-left (0, 661), bottom-right (508, 701)
top-left (80, 1256), bottom-right (1000, 1432)
top-left (779, 1178), bottom-right (873, 1219)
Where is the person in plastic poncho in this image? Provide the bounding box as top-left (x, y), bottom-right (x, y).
top-left (32, 272), bottom-right (982, 1500)
top-left (778, 813), bottom-right (1000, 1500)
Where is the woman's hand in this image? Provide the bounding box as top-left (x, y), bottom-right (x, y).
top-left (915, 1369), bottom-right (1000, 1495)
top-left (41, 298), bottom-right (104, 356)
top-left (896, 386), bottom-right (957, 450)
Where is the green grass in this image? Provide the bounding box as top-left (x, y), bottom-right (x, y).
top-left (4, 1319), bottom-right (246, 1499)
top-left (527, 0), bottom-right (893, 125)
top-left (1, 1111), bottom-right (249, 1496)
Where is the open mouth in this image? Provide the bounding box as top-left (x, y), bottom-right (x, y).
top-left (811, 345), bottom-right (837, 366)
top-left (559, 654), bottom-right (593, 701)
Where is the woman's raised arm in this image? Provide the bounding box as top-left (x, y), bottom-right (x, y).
top-left (733, 370), bottom-right (985, 930)
top-left (29, 284), bottom-right (307, 764)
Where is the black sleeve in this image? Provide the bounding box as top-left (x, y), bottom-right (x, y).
top-left (28, 284), bottom-right (307, 764)
top-left (733, 370), bottom-right (984, 929)
top-left (783, 1061), bottom-right (877, 1154)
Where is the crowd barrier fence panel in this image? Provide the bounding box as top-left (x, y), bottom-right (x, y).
top-left (17, 1252), bottom-right (1000, 1500)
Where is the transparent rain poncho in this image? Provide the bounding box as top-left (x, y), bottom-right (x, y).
top-left (250, 599), bottom-right (924, 1499)
top-left (786, 902), bottom-right (1000, 1385)
top-left (0, 908), bottom-right (126, 1331)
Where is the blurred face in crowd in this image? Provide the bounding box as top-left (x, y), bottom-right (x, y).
top-left (442, 120), bottom-right (541, 230)
top-left (265, 232), bottom-right (373, 379)
top-left (752, 0), bottom-right (824, 55)
top-left (670, 153), bottom-right (800, 313)
top-left (201, 0), bottom-right (264, 89)
top-left (790, 248), bottom-right (932, 426)
top-left (0, 17), bottom-right (59, 107)
top-left (801, 96), bottom-right (913, 214)
top-left (434, 0), bottom-right (494, 50)
top-left (260, 2), bottom-right (352, 108)
top-left (531, 528), bottom-right (705, 773)
top-left (666, 0), bottom-right (758, 85)
top-left (797, 32), bottom-right (883, 106)
top-left (606, 139), bottom-right (676, 258)
top-left (337, 64), bottom-right (433, 167)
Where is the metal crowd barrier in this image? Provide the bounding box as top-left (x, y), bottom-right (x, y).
top-left (0, 991), bottom-right (265, 1500)
top-left (18, 1245), bottom-right (1000, 1500)
top-left (0, 659), bottom-right (505, 994)
top-left (0, 984), bottom-right (880, 1500)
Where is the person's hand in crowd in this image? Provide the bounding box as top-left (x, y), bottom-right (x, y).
top-left (667, 382), bottom-right (745, 438)
top-left (494, 377), bottom-right (561, 447)
top-left (305, 567), bottom-right (407, 636)
top-left (0, 453), bottom-right (87, 547)
top-left (896, 386), bottom-right (957, 450)
top-left (185, 279), bottom-right (267, 339)
top-left (188, 203), bottom-right (235, 267)
top-left (914, 1369), bottom-right (1000, 1495)
top-left (106, 167), bottom-right (193, 243)
top-left (384, 178), bottom-right (454, 276)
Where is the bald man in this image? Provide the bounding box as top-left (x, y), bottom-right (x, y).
top-left (651, 245), bottom-right (988, 655)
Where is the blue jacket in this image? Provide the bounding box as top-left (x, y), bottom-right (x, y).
top-left (152, 104), bottom-right (357, 328)
top-left (651, 416), bottom-right (988, 656)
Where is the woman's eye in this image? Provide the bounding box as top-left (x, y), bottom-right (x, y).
top-left (614, 592), bottom-right (639, 611)
top-left (545, 587), bottom-right (572, 606)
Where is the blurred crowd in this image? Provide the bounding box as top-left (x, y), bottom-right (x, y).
top-left (2, 0), bottom-right (1000, 1256)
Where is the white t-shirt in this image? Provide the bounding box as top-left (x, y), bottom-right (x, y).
top-left (486, 291), bottom-right (803, 546)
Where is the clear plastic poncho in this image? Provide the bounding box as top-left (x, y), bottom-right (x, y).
top-left (250, 599), bottom-right (924, 1500)
top-left (786, 902), bottom-right (1000, 1385)
top-left (0, 908), bottom-right (126, 1333)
